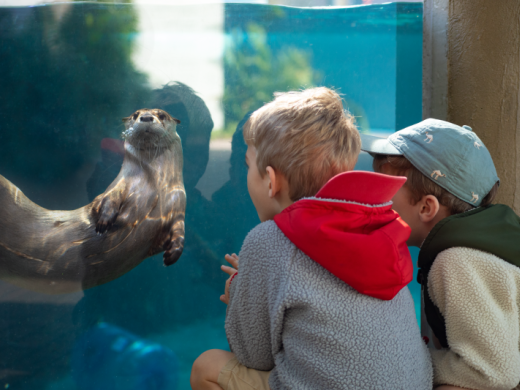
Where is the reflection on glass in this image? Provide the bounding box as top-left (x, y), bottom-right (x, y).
top-left (0, 2), bottom-right (422, 389)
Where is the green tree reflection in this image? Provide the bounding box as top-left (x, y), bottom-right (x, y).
top-left (223, 23), bottom-right (321, 134)
top-left (0, 3), bottom-right (149, 183)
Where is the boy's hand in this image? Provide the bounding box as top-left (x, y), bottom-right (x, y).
top-left (225, 253), bottom-right (239, 270)
top-left (220, 254), bottom-right (239, 305)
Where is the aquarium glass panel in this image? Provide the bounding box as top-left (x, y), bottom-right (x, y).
top-left (0, 2), bottom-right (422, 389)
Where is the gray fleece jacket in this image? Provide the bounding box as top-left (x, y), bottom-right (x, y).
top-left (225, 171), bottom-right (433, 390)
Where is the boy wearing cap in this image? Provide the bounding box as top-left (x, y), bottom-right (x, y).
top-left (191, 88), bottom-right (432, 390)
top-left (362, 118), bottom-right (520, 390)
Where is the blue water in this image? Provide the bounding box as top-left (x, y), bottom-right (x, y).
top-left (0, 3), bottom-right (422, 389)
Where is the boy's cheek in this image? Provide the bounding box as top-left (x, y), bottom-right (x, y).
top-left (390, 188), bottom-right (421, 244)
top-left (390, 188), bottom-right (410, 218)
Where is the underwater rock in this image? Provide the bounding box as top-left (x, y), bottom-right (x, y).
top-left (0, 109), bottom-right (186, 294)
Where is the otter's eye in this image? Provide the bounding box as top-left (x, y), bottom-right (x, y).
top-left (133, 113), bottom-right (139, 120)
top-left (158, 114), bottom-right (166, 121)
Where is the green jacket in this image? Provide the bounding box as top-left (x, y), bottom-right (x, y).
top-left (417, 204), bottom-right (520, 348)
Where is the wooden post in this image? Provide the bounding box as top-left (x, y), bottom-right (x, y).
top-left (424, 0), bottom-right (520, 213)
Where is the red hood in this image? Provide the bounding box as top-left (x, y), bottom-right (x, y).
top-left (274, 171), bottom-right (412, 300)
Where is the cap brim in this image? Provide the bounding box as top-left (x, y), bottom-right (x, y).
top-left (360, 134), bottom-right (402, 156)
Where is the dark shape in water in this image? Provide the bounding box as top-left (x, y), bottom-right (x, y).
top-left (71, 322), bottom-right (179, 390)
top-left (0, 109), bottom-right (185, 294)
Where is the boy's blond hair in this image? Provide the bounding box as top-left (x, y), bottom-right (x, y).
top-left (373, 155), bottom-right (499, 215)
top-left (243, 87), bottom-right (361, 201)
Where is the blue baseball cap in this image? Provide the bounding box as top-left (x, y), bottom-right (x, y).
top-left (360, 118), bottom-right (500, 207)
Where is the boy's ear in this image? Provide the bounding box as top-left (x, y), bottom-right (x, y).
top-left (266, 166), bottom-right (281, 198)
top-left (418, 195), bottom-right (441, 223)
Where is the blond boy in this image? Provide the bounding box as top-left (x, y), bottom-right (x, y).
top-left (362, 119), bottom-right (520, 390)
top-left (191, 88), bottom-right (432, 390)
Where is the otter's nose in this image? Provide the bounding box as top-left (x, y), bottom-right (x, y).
top-left (140, 115), bottom-right (154, 123)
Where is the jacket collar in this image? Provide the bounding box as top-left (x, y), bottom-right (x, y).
top-left (311, 170), bottom-right (406, 206)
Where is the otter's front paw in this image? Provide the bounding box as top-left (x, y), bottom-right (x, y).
top-left (163, 236), bottom-right (184, 266)
top-left (94, 197), bottom-right (120, 234)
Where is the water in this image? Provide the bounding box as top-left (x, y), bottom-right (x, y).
top-left (71, 323), bottom-right (179, 390)
top-left (0, 2), bottom-right (422, 389)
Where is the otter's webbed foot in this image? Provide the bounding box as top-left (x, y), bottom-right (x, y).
top-left (93, 195), bottom-right (122, 234)
top-left (163, 236), bottom-right (184, 266)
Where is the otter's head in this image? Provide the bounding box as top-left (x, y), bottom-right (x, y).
top-left (122, 109), bottom-right (181, 150)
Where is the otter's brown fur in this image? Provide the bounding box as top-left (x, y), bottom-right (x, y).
top-left (0, 109), bottom-right (185, 294)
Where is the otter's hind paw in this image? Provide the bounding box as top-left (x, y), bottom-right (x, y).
top-left (163, 236), bottom-right (184, 266)
top-left (94, 198), bottom-right (120, 234)
top-left (95, 213), bottom-right (118, 234)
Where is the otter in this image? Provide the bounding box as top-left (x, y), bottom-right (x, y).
top-left (0, 109), bottom-right (185, 294)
